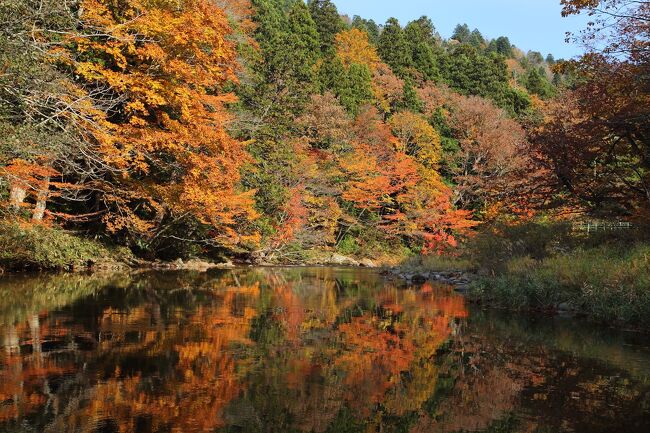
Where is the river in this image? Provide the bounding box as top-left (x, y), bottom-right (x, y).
top-left (0, 267), bottom-right (648, 433)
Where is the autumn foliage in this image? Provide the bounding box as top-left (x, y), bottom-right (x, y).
top-left (335, 28), bottom-right (381, 71)
top-left (1, 0), bottom-right (257, 252)
top-left (59, 0), bottom-right (257, 243)
top-left (2, 0), bottom-right (643, 262)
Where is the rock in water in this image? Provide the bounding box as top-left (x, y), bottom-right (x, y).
top-left (215, 260), bottom-right (235, 269)
top-left (329, 254), bottom-right (360, 267)
top-left (410, 274), bottom-right (427, 284)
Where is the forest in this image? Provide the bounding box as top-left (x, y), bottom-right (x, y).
top-left (0, 1), bottom-right (648, 324)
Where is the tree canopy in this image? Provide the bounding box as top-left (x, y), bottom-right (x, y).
top-left (1, 0), bottom-right (645, 261)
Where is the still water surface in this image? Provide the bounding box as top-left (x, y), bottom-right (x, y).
top-left (0, 268), bottom-right (648, 433)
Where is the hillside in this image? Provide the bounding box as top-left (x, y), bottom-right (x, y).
top-left (0, 0), bottom-right (647, 269)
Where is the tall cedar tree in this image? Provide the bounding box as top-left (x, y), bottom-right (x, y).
top-left (404, 17), bottom-right (441, 81)
top-left (245, 0), bottom-right (321, 133)
top-left (378, 18), bottom-right (413, 77)
top-left (308, 0), bottom-right (346, 55)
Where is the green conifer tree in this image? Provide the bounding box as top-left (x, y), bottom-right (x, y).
top-left (441, 44), bottom-right (530, 115)
top-left (451, 23), bottom-right (471, 43)
top-left (399, 78), bottom-right (424, 113)
top-left (494, 36), bottom-right (513, 57)
top-left (245, 0), bottom-right (322, 133)
top-left (468, 29), bottom-right (485, 48)
top-left (338, 63), bottom-right (374, 115)
top-left (352, 15), bottom-right (380, 45)
top-left (378, 18), bottom-right (413, 76)
top-left (308, 0), bottom-right (345, 55)
top-left (405, 16), bottom-right (441, 81)
top-left (524, 68), bottom-right (554, 99)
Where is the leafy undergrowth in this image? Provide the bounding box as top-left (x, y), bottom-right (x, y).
top-left (398, 221), bottom-right (650, 329)
top-left (0, 221), bottom-right (133, 271)
top-left (469, 244), bottom-right (650, 328)
top-left (398, 254), bottom-right (474, 273)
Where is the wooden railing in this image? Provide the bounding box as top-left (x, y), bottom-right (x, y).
top-left (572, 221), bottom-right (633, 233)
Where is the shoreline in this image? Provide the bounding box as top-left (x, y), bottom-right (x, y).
top-left (2, 254), bottom-right (648, 334)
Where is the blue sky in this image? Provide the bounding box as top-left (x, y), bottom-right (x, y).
top-left (331, 0), bottom-right (590, 59)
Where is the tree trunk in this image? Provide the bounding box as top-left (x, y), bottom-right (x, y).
top-left (32, 176), bottom-right (50, 221)
top-left (2, 325), bottom-right (19, 355)
top-left (8, 183), bottom-right (27, 210)
top-left (29, 314), bottom-right (42, 359)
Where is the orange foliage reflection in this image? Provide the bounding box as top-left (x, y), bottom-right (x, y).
top-left (0, 270), bottom-right (468, 433)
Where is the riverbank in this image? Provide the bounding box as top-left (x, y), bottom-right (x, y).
top-left (0, 222), bottom-right (238, 273)
top-left (392, 222), bottom-right (650, 331)
top-left (0, 221), bottom-right (386, 272)
top-left (0, 221), bottom-right (132, 272)
top-left (392, 248), bottom-right (650, 331)
top-left (2, 220), bottom-right (648, 331)
top-left (468, 244), bottom-right (650, 327)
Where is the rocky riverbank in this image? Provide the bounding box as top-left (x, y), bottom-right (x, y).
top-left (386, 268), bottom-right (478, 292)
top-left (96, 253), bottom-right (380, 273)
top-left (249, 250), bottom-right (380, 268)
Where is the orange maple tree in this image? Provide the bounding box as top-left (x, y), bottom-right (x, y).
top-left (55, 0), bottom-right (257, 245)
top-left (341, 107), bottom-right (475, 252)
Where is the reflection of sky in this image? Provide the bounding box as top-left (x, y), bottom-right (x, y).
top-left (331, 0), bottom-right (591, 59)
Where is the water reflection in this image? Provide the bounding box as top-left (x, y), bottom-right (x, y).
top-left (0, 268), bottom-right (648, 433)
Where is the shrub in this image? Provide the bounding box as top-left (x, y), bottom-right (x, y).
top-left (400, 254), bottom-right (474, 273)
top-left (337, 235), bottom-right (360, 256)
top-left (466, 221), bottom-right (573, 273)
top-left (0, 221), bottom-right (131, 271)
top-left (470, 244), bottom-right (650, 327)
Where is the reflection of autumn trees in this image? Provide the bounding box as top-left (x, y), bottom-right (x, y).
top-left (47, 285), bottom-right (260, 433)
top-left (0, 273), bottom-right (262, 432)
top-left (0, 273), bottom-right (132, 426)
top-left (0, 315), bottom-right (73, 424)
top-left (412, 314), bottom-right (650, 433)
top-left (225, 279), bottom-right (469, 432)
top-left (383, 287), bottom-right (467, 417)
top-left (336, 285), bottom-right (467, 419)
top-left (410, 338), bottom-right (523, 433)
top-left (337, 315), bottom-right (416, 416)
top-left (2, 269), bottom-right (648, 433)
top-left (0, 273), bottom-right (130, 325)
